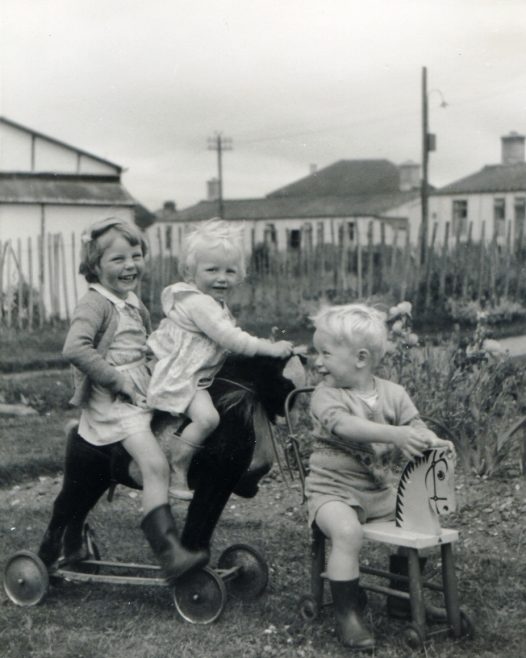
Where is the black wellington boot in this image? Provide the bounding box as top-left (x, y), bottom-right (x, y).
top-left (141, 504), bottom-right (209, 582)
top-left (38, 525), bottom-right (65, 567)
top-left (330, 579), bottom-right (375, 651)
top-left (386, 553), bottom-right (427, 619)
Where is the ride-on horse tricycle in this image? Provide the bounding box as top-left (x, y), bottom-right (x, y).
top-left (283, 386), bottom-right (475, 650)
top-left (3, 354), bottom-right (300, 624)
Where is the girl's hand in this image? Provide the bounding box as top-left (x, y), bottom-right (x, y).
top-left (117, 378), bottom-right (147, 408)
top-left (269, 340), bottom-right (294, 358)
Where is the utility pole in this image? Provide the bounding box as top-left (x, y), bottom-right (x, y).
top-left (421, 66), bottom-right (429, 265)
top-left (207, 132), bottom-right (233, 218)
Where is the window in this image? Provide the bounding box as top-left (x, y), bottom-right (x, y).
top-left (494, 198), bottom-right (506, 237)
top-left (289, 229), bottom-right (301, 249)
top-left (337, 222), bottom-right (355, 243)
top-left (452, 200), bottom-right (468, 237)
top-left (514, 197), bottom-right (526, 239)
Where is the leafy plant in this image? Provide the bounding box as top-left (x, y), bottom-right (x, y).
top-left (381, 302), bottom-right (525, 476)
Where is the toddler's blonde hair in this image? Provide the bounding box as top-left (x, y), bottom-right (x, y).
top-left (179, 218), bottom-right (246, 280)
top-left (312, 303), bottom-right (388, 361)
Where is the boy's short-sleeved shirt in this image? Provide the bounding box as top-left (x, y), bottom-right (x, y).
top-left (310, 376), bottom-right (420, 462)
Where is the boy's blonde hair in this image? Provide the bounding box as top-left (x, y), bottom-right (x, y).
top-left (179, 218), bottom-right (246, 280)
top-left (313, 303), bottom-right (388, 360)
top-left (79, 217), bottom-right (147, 283)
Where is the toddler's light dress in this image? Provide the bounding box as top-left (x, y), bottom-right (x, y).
top-left (78, 284), bottom-right (153, 446)
top-left (147, 282), bottom-right (260, 415)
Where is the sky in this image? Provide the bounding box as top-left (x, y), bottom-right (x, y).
top-left (1, 0), bottom-right (526, 211)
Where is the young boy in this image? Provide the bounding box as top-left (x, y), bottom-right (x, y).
top-left (305, 304), bottom-right (454, 650)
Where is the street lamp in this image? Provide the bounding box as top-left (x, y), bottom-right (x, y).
top-left (420, 66), bottom-right (448, 264)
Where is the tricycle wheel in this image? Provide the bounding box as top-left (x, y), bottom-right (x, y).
top-left (217, 544), bottom-right (269, 600)
top-left (3, 550), bottom-right (49, 607)
top-left (172, 567), bottom-right (226, 624)
top-left (298, 594), bottom-right (319, 622)
top-left (403, 623), bottom-right (425, 650)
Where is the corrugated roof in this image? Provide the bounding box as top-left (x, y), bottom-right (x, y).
top-left (171, 191), bottom-right (419, 222)
top-left (0, 174), bottom-right (136, 206)
top-left (267, 159), bottom-right (402, 198)
top-left (436, 163), bottom-right (526, 195)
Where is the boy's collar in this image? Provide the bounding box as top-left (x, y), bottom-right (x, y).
top-left (89, 283), bottom-right (140, 309)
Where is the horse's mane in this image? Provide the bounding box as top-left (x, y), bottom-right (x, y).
top-left (395, 451), bottom-right (429, 527)
top-left (213, 385), bottom-right (256, 426)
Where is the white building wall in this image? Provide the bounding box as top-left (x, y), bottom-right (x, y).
top-left (0, 121), bottom-right (119, 175)
top-left (0, 124), bottom-right (32, 170)
top-left (429, 192), bottom-right (525, 244)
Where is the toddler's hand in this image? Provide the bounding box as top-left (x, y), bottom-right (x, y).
top-left (267, 340), bottom-right (294, 358)
top-left (396, 427), bottom-right (432, 461)
top-left (428, 436), bottom-right (456, 458)
top-left (117, 378), bottom-right (147, 408)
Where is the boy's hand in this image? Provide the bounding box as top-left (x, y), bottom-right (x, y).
top-left (267, 340), bottom-right (294, 358)
top-left (427, 436), bottom-right (456, 458)
top-left (396, 427), bottom-right (433, 461)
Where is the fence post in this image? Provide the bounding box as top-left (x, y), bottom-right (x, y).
top-left (28, 236), bottom-right (34, 331)
top-left (6, 241), bottom-right (12, 328)
top-left (400, 226), bottom-right (411, 302)
top-left (38, 234), bottom-right (45, 327)
top-left (460, 222), bottom-right (473, 299)
top-left (477, 221), bottom-right (486, 302)
top-left (356, 223), bottom-right (362, 299)
top-left (71, 232), bottom-right (79, 306)
top-left (504, 220), bottom-right (511, 298)
top-left (366, 221), bottom-right (374, 297)
top-left (59, 233), bottom-right (71, 321)
top-left (17, 238), bottom-right (24, 329)
top-left (424, 222), bottom-right (438, 309)
top-left (439, 222), bottom-right (450, 300)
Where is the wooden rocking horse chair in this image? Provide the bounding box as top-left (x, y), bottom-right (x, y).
top-left (283, 387), bottom-right (474, 650)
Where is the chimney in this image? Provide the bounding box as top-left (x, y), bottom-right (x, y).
top-left (501, 131), bottom-right (525, 165)
top-left (207, 177), bottom-right (220, 201)
top-left (163, 200), bottom-right (176, 212)
top-left (309, 163), bottom-right (318, 175)
top-left (398, 160), bottom-right (421, 191)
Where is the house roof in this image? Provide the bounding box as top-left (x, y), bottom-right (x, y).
top-left (0, 116), bottom-right (123, 173)
top-left (171, 191), bottom-right (419, 223)
top-left (267, 159), bottom-right (402, 198)
top-left (435, 163), bottom-right (526, 195)
top-left (0, 173), bottom-right (136, 206)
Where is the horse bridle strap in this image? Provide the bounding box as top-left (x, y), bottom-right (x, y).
top-left (215, 377), bottom-right (255, 394)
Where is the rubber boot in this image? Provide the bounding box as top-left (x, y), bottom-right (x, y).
top-left (386, 553), bottom-right (427, 619)
top-left (330, 579), bottom-right (375, 651)
top-left (141, 504), bottom-right (209, 581)
top-left (38, 526), bottom-right (65, 567)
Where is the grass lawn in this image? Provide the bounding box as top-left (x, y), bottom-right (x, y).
top-left (1, 408), bottom-right (525, 658)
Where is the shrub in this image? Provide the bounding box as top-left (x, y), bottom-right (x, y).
top-left (381, 302), bottom-right (525, 476)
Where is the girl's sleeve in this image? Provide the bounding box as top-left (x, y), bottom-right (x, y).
top-left (63, 298), bottom-right (126, 393)
top-left (185, 294), bottom-right (263, 355)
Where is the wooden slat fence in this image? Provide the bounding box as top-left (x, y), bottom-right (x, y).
top-left (2, 220), bottom-right (526, 330)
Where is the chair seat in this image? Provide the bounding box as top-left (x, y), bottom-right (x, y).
top-left (363, 522), bottom-right (459, 549)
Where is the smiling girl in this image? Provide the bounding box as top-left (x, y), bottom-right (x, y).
top-left (38, 217), bottom-right (208, 581)
top-left (147, 218), bottom-right (293, 499)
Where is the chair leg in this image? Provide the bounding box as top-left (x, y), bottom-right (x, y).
top-left (311, 525), bottom-right (325, 609)
top-left (441, 543), bottom-right (462, 638)
top-left (407, 549), bottom-right (426, 636)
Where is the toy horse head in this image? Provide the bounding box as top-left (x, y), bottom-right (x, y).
top-left (395, 448), bottom-right (455, 535)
